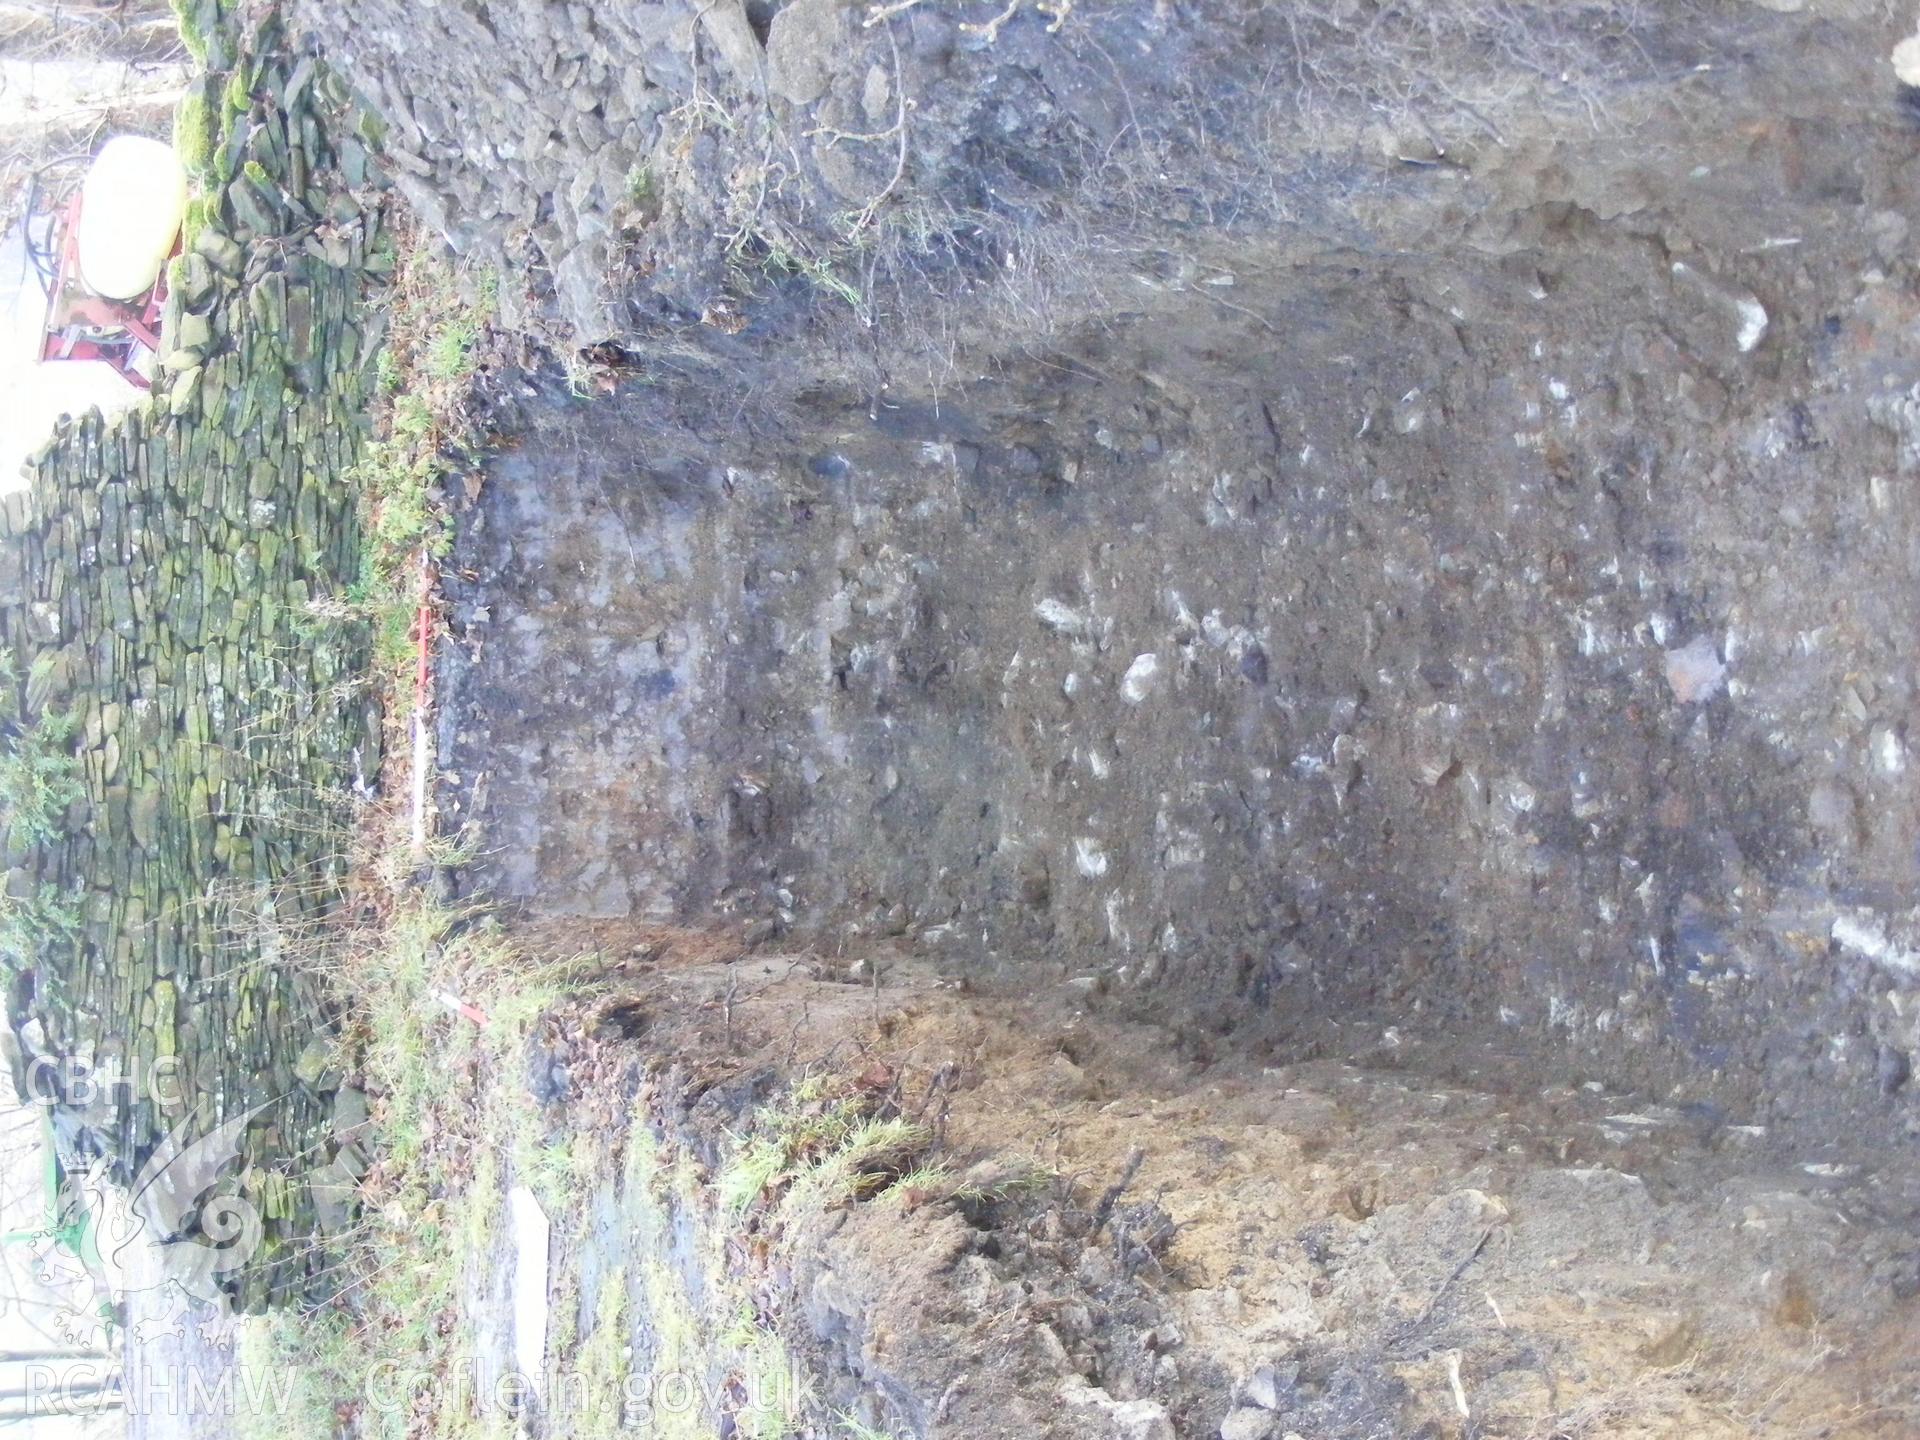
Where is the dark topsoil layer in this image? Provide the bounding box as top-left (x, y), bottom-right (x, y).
top-left (434, 194), bottom-right (1920, 1148)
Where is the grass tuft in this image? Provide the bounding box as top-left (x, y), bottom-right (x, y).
top-left (237, 806), bottom-right (591, 1437)
top-left (718, 1082), bottom-right (935, 1229)
top-left (575, 1265), bottom-right (631, 1439)
top-left (721, 1134), bottom-right (792, 1215)
top-left (348, 239), bottom-right (497, 672)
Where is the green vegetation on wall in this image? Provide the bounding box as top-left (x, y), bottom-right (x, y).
top-left (0, 0), bottom-right (396, 1307)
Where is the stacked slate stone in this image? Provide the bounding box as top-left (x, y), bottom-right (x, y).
top-left (0, 0), bottom-right (390, 1308)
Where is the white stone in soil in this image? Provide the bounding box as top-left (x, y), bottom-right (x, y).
top-left (1122, 652), bottom-right (1162, 703)
top-left (1221, 1407), bottom-right (1280, 1440)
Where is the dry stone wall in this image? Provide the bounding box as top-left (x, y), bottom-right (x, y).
top-left (0, 0), bottom-right (387, 1306)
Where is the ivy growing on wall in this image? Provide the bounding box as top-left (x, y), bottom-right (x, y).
top-left (0, 717), bottom-right (81, 851)
top-left (0, 651), bottom-right (81, 973)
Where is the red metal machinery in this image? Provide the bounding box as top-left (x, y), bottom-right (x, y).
top-left (34, 189), bottom-right (174, 391)
top-left (25, 144), bottom-right (181, 389)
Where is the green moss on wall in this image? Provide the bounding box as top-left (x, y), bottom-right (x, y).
top-left (0, 0), bottom-right (396, 1310)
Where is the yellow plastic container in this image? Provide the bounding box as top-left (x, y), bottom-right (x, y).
top-left (76, 136), bottom-right (189, 301)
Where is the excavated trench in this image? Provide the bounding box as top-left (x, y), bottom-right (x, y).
top-left (426, 227), bottom-right (1920, 1432)
top-left (292, 0), bottom-right (1920, 1430)
top-left (435, 220), bottom-right (1920, 1149)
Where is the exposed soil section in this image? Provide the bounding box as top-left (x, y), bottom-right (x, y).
top-left (272, 0), bottom-right (1920, 1432)
top-left (437, 187), bottom-right (1920, 1143)
top-left (493, 924), bottom-right (1920, 1438)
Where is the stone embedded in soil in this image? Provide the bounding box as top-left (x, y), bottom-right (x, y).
top-left (1663, 633), bottom-right (1728, 704)
top-left (1120, 652), bottom-right (1163, 704)
top-left (1241, 1364), bottom-right (1290, 1412)
top-left (1219, 1407), bottom-right (1279, 1440)
top-left (1892, 31), bottom-right (1920, 85)
top-left (1060, 1385), bottom-right (1175, 1440)
top-left (441, 169), bottom-right (1920, 1140)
